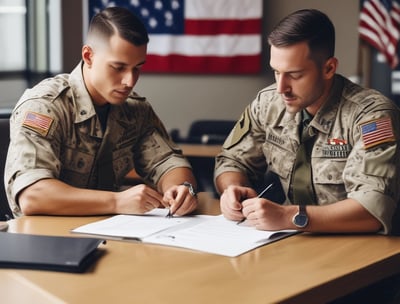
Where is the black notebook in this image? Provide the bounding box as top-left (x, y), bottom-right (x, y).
top-left (0, 232), bottom-right (105, 273)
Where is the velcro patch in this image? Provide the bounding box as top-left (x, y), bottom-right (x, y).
top-left (22, 111), bottom-right (54, 137)
top-left (360, 117), bottom-right (395, 149)
top-left (223, 108), bottom-right (251, 149)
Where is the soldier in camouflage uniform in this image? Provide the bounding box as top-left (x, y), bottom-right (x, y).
top-left (5, 7), bottom-right (197, 217)
top-left (215, 9), bottom-right (400, 234)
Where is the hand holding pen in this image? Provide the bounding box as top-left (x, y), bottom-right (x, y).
top-left (164, 182), bottom-right (198, 218)
top-left (237, 183), bottom-right (274, 225)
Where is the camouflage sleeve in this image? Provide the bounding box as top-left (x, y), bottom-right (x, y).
top-left (345, 107), bottom-right (400, 234)
top-left (214, 94), bottom-right (269, 185)
top-left (132, 103), bottom-right (191, 186)
top-left (5, 97), bottom-right (62, 216)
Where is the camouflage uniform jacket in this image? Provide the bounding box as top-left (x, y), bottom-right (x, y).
top-left (5, 62), bottom-right (190, 217)
top-left (215, 75), bottom-right (400, 234)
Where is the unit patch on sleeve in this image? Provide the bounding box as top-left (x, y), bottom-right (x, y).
top-left (223, 108), bottom-right (251, 149)
top-left (22, 111), bottom-right (54, 137)
top-left (360, 117), bottom-right (395, 149)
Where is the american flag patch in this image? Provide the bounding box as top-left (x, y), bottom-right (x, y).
top-left (360, 117), bottom-right (395, 149)
top-left (22, 111), bottom-right (54, 137)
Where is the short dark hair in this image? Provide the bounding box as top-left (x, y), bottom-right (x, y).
top-left (268, 9), bottom-right (335, 64)
top-left (87, 6), bottom-right (149, 46)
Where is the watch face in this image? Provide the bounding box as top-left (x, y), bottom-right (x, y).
top-left (293, 213), bottom-right (308, 228)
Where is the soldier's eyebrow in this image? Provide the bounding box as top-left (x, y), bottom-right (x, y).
top-left (109, 60), bottom-right (146, 67)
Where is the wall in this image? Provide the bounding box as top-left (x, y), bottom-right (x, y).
top-left (54, 0), bottom-right (360, 137)
top-left (133, 0), bottom-right (360, 136)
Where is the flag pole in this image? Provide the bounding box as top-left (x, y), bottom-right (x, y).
top-left (357, 40), bottom-right (372, 88)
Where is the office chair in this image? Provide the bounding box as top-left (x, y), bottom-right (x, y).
top-left (0, 113), bottom-right (14, 221)
top-left (170, 120), bottom-right (235, 194)
top-left (170, 119), bottom-right (236, 144)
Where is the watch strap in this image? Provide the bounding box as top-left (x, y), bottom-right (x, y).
top-left (182, 181), bottom-right (197, 197)
top-left (299, 204), bottom-right (306, 216)
top-left (292, 204), bottom-right (308, 228)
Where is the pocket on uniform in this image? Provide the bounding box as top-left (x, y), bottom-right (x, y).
top-left (313, 158), bottom-right (346, 185)
top-left (60, 149), bottom-right (94, 187)
top-left (112, 146), bottom-right (134, 179)
top-left (262, 141), bottom-right (295, 180)
top-left (362, 144), bottom-right (396, 177)
top-left (62, 149), bottom-right (94, 173)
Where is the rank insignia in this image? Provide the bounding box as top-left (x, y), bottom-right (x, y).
top-left (322, 139), bottom-right (351, 158)
top-left (327, 138), bottom-right (347, 145)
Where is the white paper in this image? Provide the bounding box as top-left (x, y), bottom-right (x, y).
top-left (72, 209), bottom-right (297, 257)
top-left (145, 215), bottom-right (296, 257)
top-left (72, 209), bottom-right (190, 239)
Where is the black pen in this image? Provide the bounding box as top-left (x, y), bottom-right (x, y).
top-left (237, 183), bottom-right (274, 225)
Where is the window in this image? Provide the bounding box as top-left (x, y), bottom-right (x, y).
top-left (0, 0), bottom-right (55, 110)
top-left (0, 0), bottom-right (26, 71)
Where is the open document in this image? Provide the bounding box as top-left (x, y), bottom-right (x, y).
top-left (72, 209), bottom-right (297, 257)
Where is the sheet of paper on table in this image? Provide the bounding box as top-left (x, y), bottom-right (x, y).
top-left (72, 209), bottom-right (297, 257)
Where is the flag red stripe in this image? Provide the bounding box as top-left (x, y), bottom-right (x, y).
top-left (359, 18), bottom-right (398, 48)
top-left (359, 27), bottom-right (397, 61)
top-left (360, 8), bottom-right (399, 46)
top-left (359, 0), bottom-right (400, 68)
top-left (365, 130), bottom-right (394, 137)
top-left (184, 18), bottom-right (261, 35)
top-left (143, 54), bottom-right (261, 73)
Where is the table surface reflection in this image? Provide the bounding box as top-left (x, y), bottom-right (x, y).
top-left (2, 192), bottom-right (400, 304)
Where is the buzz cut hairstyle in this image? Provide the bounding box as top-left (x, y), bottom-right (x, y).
top-left (87, 6), bottom-right (149, 47)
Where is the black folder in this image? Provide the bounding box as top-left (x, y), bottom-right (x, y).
top-left (0, 232), bottom-right (105, 273)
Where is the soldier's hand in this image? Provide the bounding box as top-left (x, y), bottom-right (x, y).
top-left (220, 185), bottom-right (257, 221)
top-left (162, 184), bottom-right (198, 216)
top-left (241, 197), bottom-right (288, 230)
top-left (115, 184), bottom-right (163, 214)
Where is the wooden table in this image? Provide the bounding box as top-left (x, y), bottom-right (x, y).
top-left (179, 143), bottom-right (221, 158)
top-left (125, 144), bottom-right (221, 183)
top-left (2, 193), bottom-right (400, 304)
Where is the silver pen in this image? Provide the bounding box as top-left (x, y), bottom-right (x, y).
top-left (237, 183), bottom-right (274, 225)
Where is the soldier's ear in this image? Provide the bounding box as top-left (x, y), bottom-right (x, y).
top-left (323, 57), bottom-right (337, 79)
top-left (82, 45), bottom-right (94, 67)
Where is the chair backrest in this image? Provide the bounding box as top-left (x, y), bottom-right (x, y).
top-left (187, 120), bottom-right (236, 144)
top-left (0, 115), bottom-right (13, 220)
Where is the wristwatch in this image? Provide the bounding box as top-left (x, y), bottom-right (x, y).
top-left (182, 182), bottom-right (197, 197)
top-left (292, 204), bottom-right (308, 228)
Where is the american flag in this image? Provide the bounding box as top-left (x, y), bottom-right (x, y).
top-left (22, 111), bottom-right (54, 137)
top-left (359, 0), bottom-right (400, 69)
top-left (89, 0), bottom-right (262, 74)
top-left (360, 117), bottom-right (395, 148)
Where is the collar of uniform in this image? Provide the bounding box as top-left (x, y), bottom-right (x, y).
top-left (279, 110), bottom-right (299, 128)
top-left (302, 109), bottom-right (313, 126)
top-left (308, 75), bottom-right (345, 135)
top-left (105, 94), bottom-right (141, 126)
top-left (69, 61), bottom-right (97, 124)
top-left (277, 111), bottom-right (301, 144)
